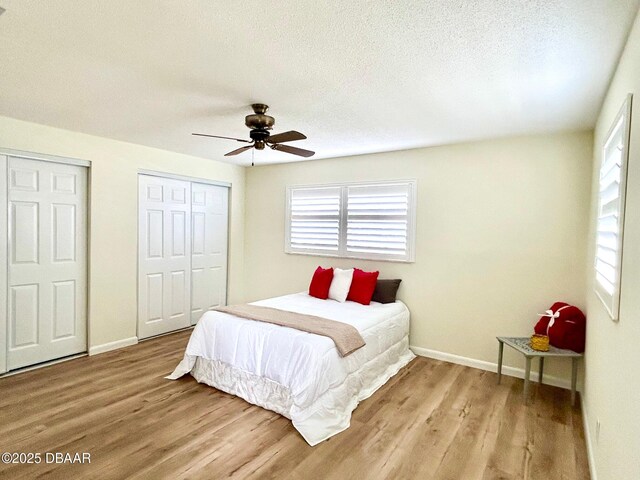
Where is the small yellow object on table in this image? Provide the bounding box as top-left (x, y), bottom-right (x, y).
top-left (530, 334), bottom-right (549, 351)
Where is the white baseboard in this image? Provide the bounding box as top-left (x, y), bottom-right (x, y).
top-left (581, 394), bottom-right (597, 480)
top-left (410, 345), bottom-right (572, 390)
top-left (89, 336), bottom-right (138, 356)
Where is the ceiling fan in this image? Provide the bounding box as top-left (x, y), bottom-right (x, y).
top-left (192, 103), bottom-right (315, 165)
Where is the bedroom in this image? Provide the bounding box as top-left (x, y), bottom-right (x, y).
top-left (0, 1), bottom-right (639, 479)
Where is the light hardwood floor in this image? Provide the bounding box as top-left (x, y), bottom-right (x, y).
top-left (0, 330), bottom-right (589, 480)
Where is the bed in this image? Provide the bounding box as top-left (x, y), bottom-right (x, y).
top-left (167, 292), bottom-right (414, 446)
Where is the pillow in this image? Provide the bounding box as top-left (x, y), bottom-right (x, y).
top-left (328, 268), bottom-right (354, 302)
top-left (371, 279), bottom-right (402, 304)
top-left (347, 268), bottom-right (380, 305)
top-left (309, 266), bottom-right (334, 299)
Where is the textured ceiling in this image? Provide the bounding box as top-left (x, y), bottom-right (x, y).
top-left (0, 1), bottom-right (638, 165)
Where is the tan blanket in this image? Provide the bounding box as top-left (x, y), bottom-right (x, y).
top-left (215, 304), bottom-right (366, 357)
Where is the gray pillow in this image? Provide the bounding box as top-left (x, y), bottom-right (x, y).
top-left (371, 279), bottom-right (402, 304)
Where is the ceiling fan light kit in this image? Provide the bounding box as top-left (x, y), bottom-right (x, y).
top-left (193, 103), bottom-right (315, 164)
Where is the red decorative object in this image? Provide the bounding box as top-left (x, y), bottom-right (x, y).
top-left (309, 266), bottom-right (334, 299)
top-left (534, 302), bottom-right (586, 353)
top-left (347, 268), bottom-right (380, 305)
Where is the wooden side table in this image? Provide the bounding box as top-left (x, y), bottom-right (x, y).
top-left (496, 336), bottom-right (583, 405)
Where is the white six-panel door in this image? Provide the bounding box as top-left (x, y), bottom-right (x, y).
top-left (7, 157), bottom-right (88, 370)
top-left (138, 175), bottom-right (192, 339)
top-left (138, 175), bottom-right (229, 338)
top-left (190, 183), bottom-right (228, 325)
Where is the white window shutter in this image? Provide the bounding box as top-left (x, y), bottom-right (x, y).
top-left (287, 186), bottom-right (341, 254)
top-left (346, 183), bottom-right (413, 261)
top-left (594, 95), bottom-right (631, 321)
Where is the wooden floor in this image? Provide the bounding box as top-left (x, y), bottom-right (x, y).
top-left (0, 331), bottom-right (589, 480)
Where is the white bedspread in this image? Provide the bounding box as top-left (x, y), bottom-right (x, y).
top-left (167, 292), bottom-right (414, 445)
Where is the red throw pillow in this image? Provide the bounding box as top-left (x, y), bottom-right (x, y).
top-left (309, 266), bottom-right (334, 299)
top-left (534, 301), bottom-right (586, 353)
top-left (347, 268), bottom-right (380, 305)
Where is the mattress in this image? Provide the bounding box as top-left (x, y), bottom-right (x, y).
top-left (167, 292), bottom-right (415, 445)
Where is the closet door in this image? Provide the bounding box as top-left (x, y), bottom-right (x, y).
top-left (138, 175), bottom-right (191, 339)
top-left (7, 157), bottom-right (88, 370)
top-left (190, 183), bottom-right (229, 324)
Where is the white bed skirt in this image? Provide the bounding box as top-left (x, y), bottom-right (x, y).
top-left (180, 335), bottom-right (415, 446)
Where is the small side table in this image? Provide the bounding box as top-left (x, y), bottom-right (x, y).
top-left (496, 336), bottom-right (583, 405)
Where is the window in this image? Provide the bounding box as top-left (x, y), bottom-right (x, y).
top-left (286, 180), bottom-right (416, 262)
top-left (287, 185), bottom-right (341, 254)
top-left (595, 95), bottom-right (632, 321)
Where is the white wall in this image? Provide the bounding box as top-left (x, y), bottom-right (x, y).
top-left (583, 10), bottom-right (640, 480)
top-left (245, 131), bottom-right (593, 384)
top-left (0, 116), bottom-right (245, 352)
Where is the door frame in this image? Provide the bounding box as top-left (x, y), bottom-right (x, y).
top-left (0, 148), bottom-right (91, 374)
top-left (0, 155), bottom-right (7, 373)
top-left (136, 170), bottom-right (231, 339)
top-left (138, 169), bottom-right (231, 189)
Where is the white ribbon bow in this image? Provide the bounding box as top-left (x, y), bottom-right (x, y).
top-left (538, 306), bottom-right (570, 335)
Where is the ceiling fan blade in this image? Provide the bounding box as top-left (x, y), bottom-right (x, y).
top-left (267, 130), bottom-right (307, 144)
top-left (272, 143), bottom-right (315, 158)
top-left (224, 145), bottom-right (254, 156)
top-left (192, 133), bottom-right (251, 143)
